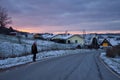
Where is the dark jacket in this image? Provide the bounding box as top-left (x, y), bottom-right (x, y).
top-left (31, 43), bottom-right (38, 54)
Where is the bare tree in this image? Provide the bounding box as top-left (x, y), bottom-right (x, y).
top-left (0, 6), bottom-right (12, 27)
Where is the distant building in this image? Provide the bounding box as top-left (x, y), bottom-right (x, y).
top-left (51, 34), bottom-right (84, 46)
top-left (84, 34), bottom-right (99, 49)
top-left (41, 33), bottom-right (55, 40)
top-left (100, 38), bottom-right (119, 48)
top-left (34, 33), bottom-right (42, 39)
top-left (34, 33), bottom-right (55, 40)
top-left (100, 39), bottom-right (112, 47)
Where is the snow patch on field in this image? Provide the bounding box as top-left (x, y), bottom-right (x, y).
top-left (0, 49), bottom-right (90, 69)
top-left (100, 53), bottom-right (120, 74)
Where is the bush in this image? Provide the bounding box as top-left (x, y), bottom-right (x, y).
top-left (114, 45), bottom-right (120, 56)
top-left (106, 45), bottom-right (120, 58)
top-left (76, 45), bottom-right (81, 49)
top-left (106, 48), bottom-right (116, 58)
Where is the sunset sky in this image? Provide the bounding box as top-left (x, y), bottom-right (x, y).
top-left (0, 0), bottom-right (120, 34)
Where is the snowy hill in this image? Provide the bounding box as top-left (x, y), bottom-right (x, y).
top-left (0, 34), bottom-right (76, 58)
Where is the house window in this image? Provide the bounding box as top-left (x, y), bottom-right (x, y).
top-left (75, 40), bottom-right (78, 43)
top-left (68, 40), bottom-right (70, 43)
top-left (103, 43), bottom-right (108, 47)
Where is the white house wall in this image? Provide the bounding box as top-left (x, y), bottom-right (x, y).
top-left (66, 36), bottom-right (84, 45)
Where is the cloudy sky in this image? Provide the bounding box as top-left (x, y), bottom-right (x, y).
top-left (0, 0), bottom-right (120, 33)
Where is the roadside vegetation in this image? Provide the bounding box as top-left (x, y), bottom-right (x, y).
top-left (106, 45), bottom-right (120, 58)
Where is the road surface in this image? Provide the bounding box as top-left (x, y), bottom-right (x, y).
top-left (0, 50), bottom-right (120, 80)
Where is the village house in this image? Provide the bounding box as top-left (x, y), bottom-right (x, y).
top-left (51, 34), bottom-right (84, 46)
top-left (34, 33), bottom-right (55, 40)
top-left (99, 38), bottom-right (120, 48)
top-left (84, 34), bottom-right (100, 49)
top-left (100, 39), bottom-right (112, 47)
top-left (41, 33), bottom-right (55, 40)
top-left (34, 33), bottom-right (42, 39)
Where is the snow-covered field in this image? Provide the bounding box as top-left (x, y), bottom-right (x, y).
top-left (0, 49), bottom-right (91, 69)
top-left (100, 53), bottom-right (120, 75)
top-left (0, 34), bottom-right (76, 58)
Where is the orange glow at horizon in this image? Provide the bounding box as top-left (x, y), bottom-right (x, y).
top-left (16, 26), bottom-right (48, 33)
top-left (15, 26), bottom-right (120, 34)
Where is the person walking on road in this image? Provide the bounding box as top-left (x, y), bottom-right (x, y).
top-left (31, 42), bottom-right (38, 62)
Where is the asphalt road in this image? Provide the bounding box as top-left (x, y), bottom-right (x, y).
top-left (0, 50), bottom-right (120, 80)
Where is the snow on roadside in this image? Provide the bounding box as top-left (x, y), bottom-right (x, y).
top-left (0, 49), bottom-right (90, 69)
top-left (100, 53), bottom-right (120, 74)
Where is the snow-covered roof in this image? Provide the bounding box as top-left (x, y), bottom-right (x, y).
top-left (85, 35), bottom-right (99, 45)
top-left (41, 34), bottom-right (55, 39)
top-left (52, 34), bottom-right (82, 40)
top-left (99, 38), bottom-right (119, 46)
top-left (109, 39), bottom-right (119, 46)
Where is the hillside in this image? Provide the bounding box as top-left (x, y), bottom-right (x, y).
top-left (0, 34), bottom-right (76, 58)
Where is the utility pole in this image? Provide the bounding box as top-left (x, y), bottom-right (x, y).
top-left (83, 29), bottom-right (86, 38)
